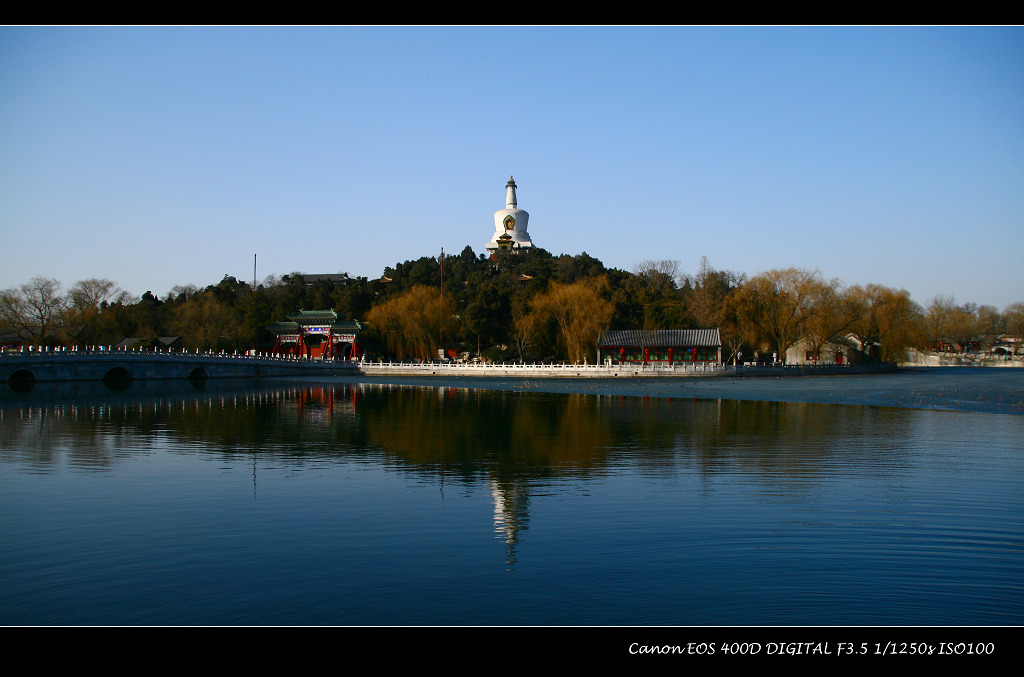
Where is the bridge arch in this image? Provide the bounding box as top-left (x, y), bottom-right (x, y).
top-left (8, 368), bottom-right (37, 393)
top-left (102, 366), bottom-right (133, 391)
top-left (188, 367), bottom-right (209, 383)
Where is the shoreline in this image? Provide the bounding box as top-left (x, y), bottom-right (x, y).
top-left (3, 366), bottom-right (1022, 416)
top-left (334, 366), bottom-right (1024, 416)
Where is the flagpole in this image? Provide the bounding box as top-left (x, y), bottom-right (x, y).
top-left (439, 247), bottom-right (444, 359)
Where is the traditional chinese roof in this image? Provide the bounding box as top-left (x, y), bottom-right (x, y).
top-left (332, 320), bottom-right (364, 334)
top-left (298, 273), bottom-right (351, 285)
top-left (598, 329), bottom-right (721, 348)
top-left (287, 309), bottom-right (339, 323)
top-left (267, 315), bottom-right (363, 335)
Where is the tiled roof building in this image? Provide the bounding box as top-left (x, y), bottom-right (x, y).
top-left (597, 329), bottom-right (722, 364)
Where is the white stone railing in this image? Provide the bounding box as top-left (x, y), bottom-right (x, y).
top-left (5, 348), bottom-right (899, 378)
top-left (354, 360), bottom-right (895, 378)
top-left (358, 360), bottom-right (729, 375)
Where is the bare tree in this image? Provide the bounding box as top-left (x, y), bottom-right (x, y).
top-left (0, 276), bottom-right (66, 345)
top-left (925, 296), bottom-right (985, 352)
top-left (634, 259), bottom-right (682, 291)
top-left (168, 284), bottom-right (200, 302)
top-left (687, 256), bottom-right (744, 329)
top-left (68, 278), bottom-right (129, 311)
top-left (60, 278), bottom-right (132, 346)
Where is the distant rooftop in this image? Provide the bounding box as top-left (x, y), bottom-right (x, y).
top-left (291, 273), bottom-right (351, 285)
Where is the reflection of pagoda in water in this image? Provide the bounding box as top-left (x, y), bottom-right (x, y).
top-left (489, 478), bottom-right (531, 565)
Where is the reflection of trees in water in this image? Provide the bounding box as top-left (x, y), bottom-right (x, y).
top-left (0, 401), bottom-right (165, 469)
top-left (0, 381), bottom-right (913, 484)
top-left (357, 386), bottom-right (618, 472)
top-left (0, 382), bottom-right (359, 469)
top-left (1, 382), bottom-right (917, 567)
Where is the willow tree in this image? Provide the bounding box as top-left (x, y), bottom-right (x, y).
top-left (800, 277), bottom-right (858, 361)
top-left (924, 295), bottom-right (982, 352)
top-left (719, 287), bottom-right (763, 365)
top-left (732, 268), bottom-right (829, 364)
top-left (845, 284), bottom-right (924, 363)
top-left (366, 285), bottom-right (458, 360)
top-left (1004, 303), bottom-right (1024, 345)
top-left (168, 292), bottom-right (239, 351)
top-left (522, 277), bottom-right (613, 363)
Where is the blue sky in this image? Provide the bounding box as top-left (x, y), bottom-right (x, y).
top-left (2, 26), bottom-right (1021, 309)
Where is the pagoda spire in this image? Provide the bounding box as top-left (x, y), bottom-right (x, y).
top-left (505, 176), bottom-right (517, 209)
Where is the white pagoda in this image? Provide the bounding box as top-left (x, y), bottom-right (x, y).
top-left (485, 176), bottom-right (534, 255)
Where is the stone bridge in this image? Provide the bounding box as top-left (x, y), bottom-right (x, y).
top-left (1, 350), bottom-right (359, 390)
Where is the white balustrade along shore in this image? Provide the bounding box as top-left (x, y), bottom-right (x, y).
top-left (2, 347), bottom-right (897, 379)
top-left (356, 361), bottom-right (884, 377)
top-left (360, 361), bottom-right (721, 377)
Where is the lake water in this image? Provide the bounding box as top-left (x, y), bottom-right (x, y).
top-left (1, 375), bottom-right (1022, 626)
